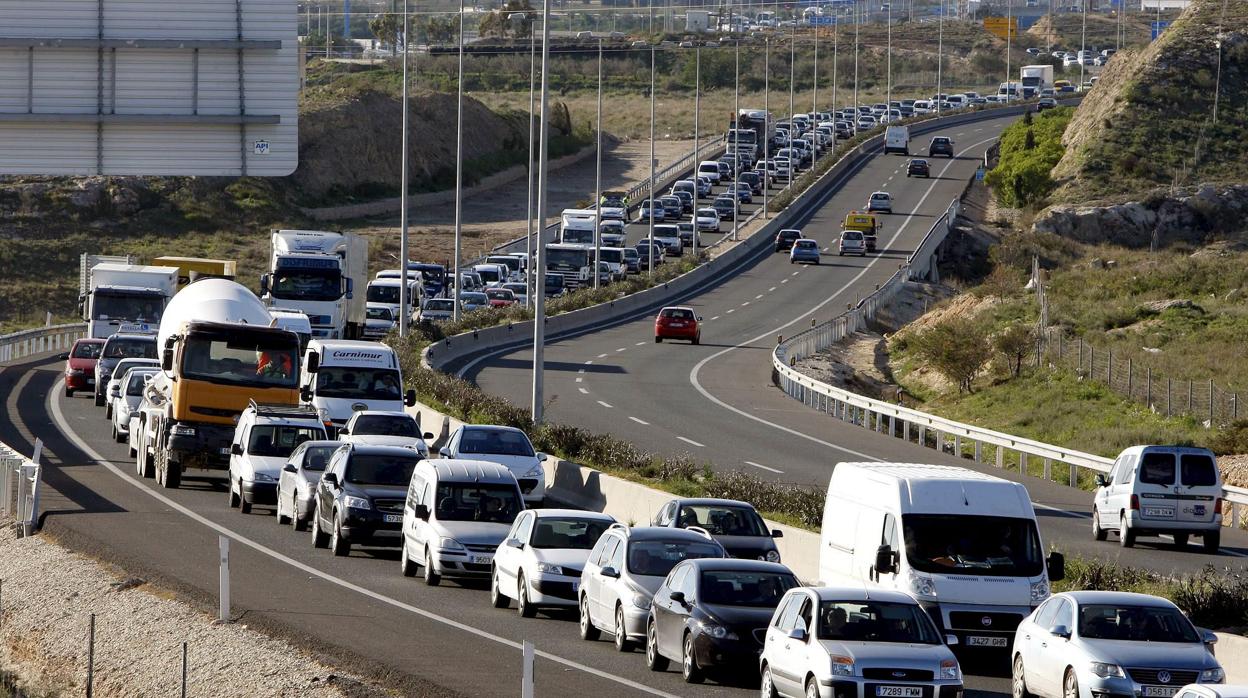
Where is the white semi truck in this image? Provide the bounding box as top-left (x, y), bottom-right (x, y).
top-left (78, 255), bottom-right (179, 339)
top-left (1020, 65), bottom-right (1054, 96)
top-left (261, 230), bottom-right (368, 340)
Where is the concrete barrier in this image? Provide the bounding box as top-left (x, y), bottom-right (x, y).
top-left (1217, 633), bottom-right (1248, 683)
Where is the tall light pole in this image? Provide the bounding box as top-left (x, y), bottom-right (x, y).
top-left (937, 0), bottom-right (944, 111)
top-left (693, 44), bottom-right (701, 257)
top-left (648, 45), bottom-right (656, 276)
top-left (787, 23), bottom-right (795, 196)
top-left (813, 22), bottom-right (820, 118)
top-left (1006, 0), bottom-right (1014, 102)
top-left (398, 0), bottom-right (410, 337)
top-left (886, 0), bottom-right (892, 115)
top-left (763, 37), bottom-right (770, 218)
top-left (524, 25), bottom-right (536, 308)
top-left (452, 1), bottom-right (465, 321)
top-left (853, 0), bottom-right (859, 111)
top-left (532, 0), bottom-right (552, 424)
top-left (593, 39), bottom-right (603, 288)
top-left (1079, 0), bottom-right (1086, 92)
top-left (733, 39), bottom-right (740, 240)
top-left (1213, 36), bottom-right (1224, 125)
top-left (832, 10), bottom-right (837, 156)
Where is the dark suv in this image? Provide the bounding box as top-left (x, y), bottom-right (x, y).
top-left (773, 229), bottom-right (802, 252)
top-left (311, 444), bottom-right (422, 557)
top-left (928, 136), bottom-right (955, 158)
top-left (906, 158), bottom-right (931, 177)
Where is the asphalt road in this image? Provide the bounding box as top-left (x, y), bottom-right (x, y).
top-left (470, 111), bottom-right (1248, 576)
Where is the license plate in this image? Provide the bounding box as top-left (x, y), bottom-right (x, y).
top-left (383, 514), bottom-right (402, 523)
top-left (219, 447), bottom-right (231, 455)
top-left (1144, 507), bottom-right (1174, 517)
top-left (86, 378), bottom-right (95, 385)
top-left (1143, 688), bottom-right (1180, 697)
top-left (470, 554), bottom-right (491, 564)
top-left (876, 687), bottom-right (922, 697)
top-left (966, 636), bottom-right (1008, 647)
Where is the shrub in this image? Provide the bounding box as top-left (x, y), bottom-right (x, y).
top-left (1209, 420), bottom-right (1248, 456)
top-left (985, 107), bottom-right (1074, 208)
top-left (994, 323), bottom-right (1035, 377)
top-left (912, 316), bottom-right (993, 393)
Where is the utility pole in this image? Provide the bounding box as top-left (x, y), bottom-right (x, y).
top-left (853, 0), bottom-right (859, 112)
top-left (886, 0), bottom-right (892, 115)
top-left (732, 39), bottom-right (740, 240)
top-left (763, 37), bottom-right (770, 218)
top-left (593, 39), bottom-right (604, 288)
top-left (648, 45), bottom-right (656, 275)
top-left (693, 44), bottom-right (701, 257)
top-left (524, 27), bottom-right (536, 308)
top-left (937, 0), bottom-right (944, 112)
top-left (832, 10), bottom-right (837, 156)
top-left (532, 0), bottom-right (552, 423)
top-left (1006, 0), bottom-right (1014, 102)
top-left (787, 22), bottom-right (795, 196)
top-left (452, 0), bottom-right (466, 321)
top-left (813, 23), bottom-right (820, 119)
top-left (399, 0), bottom-right (410, 337)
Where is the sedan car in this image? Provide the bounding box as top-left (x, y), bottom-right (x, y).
top-left (774, 229), bottom-right (802, 252)
top-left (363, 304), bottom-right (396, 340)
top-left (311, 444), bottom-right (423, 555)
top-left (761, 587), bottom-right (962, 698)
top-left (62, 337), bottom-right (105, 397)
top-left (110, 368), bottom-right (158, 444)
top-left (647, 559), bottom-right (799, 683)
top-left (1036, 97), bottom-right (1059, 111)
top-left (1011, 591), bottom-right (1224, 698)
top-left (659, 195), bottom-right (684, 220)
top-left (500, 282), bottom-right (528, 306)
top-left (790, 239), bottom-right (821, 265)
top-left (677, 223), bottom-right (703, 250)
top-left (695, 208), bottom-right (721, 233)
top-left (276, 440), bottom-right (342, 531)
top-left (652, 497), bottom-right (783, 562)
top-left (929, 136), bottom-right (955, 158)
top-left (907, 158), bottom-right (931, 177)
top-left (440, 424), bottom-right (548, 505)
top-left (339, 410), bottom-right (434, 458)
top-left (491, 509), bottom-right (616, 616)
top-left (459, 291), bottom-right (489, 313)
top-left (866, 191), bottom-right (893, 213)
top-left (103, 358), bottom-right (159, 421)
top-left (655, 306), bottom-right (701, 344)
top-left (638, 199), bottom-right (666, 222)
top-left (485, 287), bottom-right (517, 308)
top-left (727, 182), bottom-right (753, 203)
top-left (712, 196), bottom-right (738, 220)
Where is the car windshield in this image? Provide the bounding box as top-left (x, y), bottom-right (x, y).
top-left (426, 299), bottom-right (454, 311)
top-left (486, 289), bottom-right (514, 300)
top-left (92, 291), bottom-right (165, 323)
top-left (350, 414), bottom-right (418, 437)
top-left (104, 338), bottom-right (156, 359)
top-left (795, 241), bottom-right (817, 249)
top-left (818, 601), bottom-right (942, 644)
top-left (72, 342), bottom-right (104, 359)
top-left (367, 307), bottom-right (393, 321)
top-left (1078, 604), bottom-right (1200, 643)
top-left (660, 308), bottom-right (695, 320)
top-left (699, 569), bottom-right (798, 607)
top-left (433, 483), bottom-right (522, 523)
top-left (461, 292), bottom-right (487, 305)
top-left (872, 194), bottom-right (890, 201)
top-left (676, 504), bottom-right (768, 536)
top-left (627, 540), bottom-right (722, 577)
top-left (698, 209), bottom-right (717, 217)
top-left (270, 269), bottom-right (342, 302)
top-left (367, 285), bottom-right (401, 304)
top-left (902, 514), bottom-right (1044, 577)
top-left (531, 517), bottom-right (613, 550)
top-left (300, 445), bottom-right (337, 472)
top-left (843, 232), bottom-right (863, 240)
top-left (314, 368), bottom-right (403, 400)
top-left (458, 428), bottom-right (535, 457)
top-left (125, 371), bottom-right (155, 396)
top-left (181, 329), bottom-right (299, 389)
top-left (345, 454), bottom-right (420, 486)
top-left (247, 425), bottom-right (325, 458)
top-left (546, 248), bottom-right (589, 268)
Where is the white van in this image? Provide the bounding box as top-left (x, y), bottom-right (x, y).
top-left (399, 459), bottom-right (525, 586)
top-left (300, 339), bottom-right (416, 435)
top-left (1092, 445), bottom-right (1223, 552)
top-left (269, 308), bottom-right (313, 354)
top-left (884, 126), bottom-right (910, 155)
top-left (819, 462), bottom-right (1064, 649)
top-left (697, 160), bottom-right (722, 184)
top-left (364, 277), bottom-right (421, 323)
top-left (472, 263), bottom-right (508, 288)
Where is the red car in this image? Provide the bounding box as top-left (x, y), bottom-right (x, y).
top-left (654, 306), bottom-right (702, 344)
top-left (63, 338), bottom-right (106, 396)
top-left (486, 288), bottom-right (516, 308)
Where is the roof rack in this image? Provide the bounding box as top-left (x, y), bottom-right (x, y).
top-left (608, 522), bottom-right (632, 536)
top-left (246, 400), bottom-right (320, 420)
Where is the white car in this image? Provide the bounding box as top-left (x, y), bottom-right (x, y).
top-left (761, 586), bottom-right (962, 698)
top-left (228, 403), bottom-right (327, 515)
top-left (340, 410), bottom-right (433, 458)
top-left (867, 191), bottom-right (893, 213)
top-left (110, 368), bottom-right (159, 444)
top-left (490, 509), bottom-right (616, 616)
top-left (697, 160), bottom-right (722, 184)
top-left (363, 304), bottom-right (396, 340)
top-left (439, 424), bottom-right (549, 505)
top-left (1092, 445), bottom-right (1223, 551)
top-left (695, 208), bottom-right (721, 233)
top-left (103, 357), bottom-right (159, 421)
top-left (839, 230), bottom-right (867, 256)
top-left (418, 297), bottom-right (455, 323)
top-left (1011, 591), bottom-right (1223, 698)
top-left (275, 439), bottom-right (341, 531)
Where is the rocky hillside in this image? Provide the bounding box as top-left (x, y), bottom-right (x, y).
top-left (1049, 0), bottom-right (1247, 204)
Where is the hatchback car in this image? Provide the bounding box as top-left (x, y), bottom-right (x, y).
top-left (485, 287), bottom-right (516, 308)
top-left (579, 525), bottom-right (725, 651)
top-left (738, 171), bottom-right (764, 194)
top-left (695, 208), bottom-right (720, 233)
top-left (652, 497), bottom-right (783, 562)
top-left (363, 305), bottom-right (396, 340)
top-left (311, 444), bottom-right (423, 555)
top-left (727, 182), bottom-right (753, 203)
top-left (907, 159), bottom-right (931, 177)
top-left (774, 229), bottom-right (803, 252)
top-left (110, 368), bottom-right (158, 444)
top-left (655, 306), bottom-right (701, 344)
top-left (63, 338), bottom-right (105, 397)
top-left (647, 559), bottom-right (799, 683)
top-left (867, 191), bottom-right (894, 214)
top-left (638, 199), bottom-right (666, 222)
top-left (276, 439), bottom-right (341, 531)
top-left (1011, 591), bottom-right (1223, 698)
top-left (789, 239), bottom-right (821, 265)
top-left (491, 509), bottom-right (616, 616)
top-left (761, 587), bottom-right (963, 698)
top-left (459, 291), bottom-right (489, 313)
top-left (712, 196), bottom-right (738, 220)
top-left (929, 136), bottom-right (955, 158)
top-left (660, 195), bottom-right (684, 220)
top-left (103, 357), bottom-right (160, 420)
top-left (839, 230), bottom-right (867, 256)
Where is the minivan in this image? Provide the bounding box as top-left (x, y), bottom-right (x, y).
top-left (1093, 445), bottom-right (1223, 552)
top-left (819, 462), bottom-right (1064, 650)
top-left (400, 459), bottom-right (525, 586)
top-left (697, 161), bottom-right (722, 184)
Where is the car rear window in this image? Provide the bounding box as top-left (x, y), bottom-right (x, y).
top-left (660, 308), bottom-right (694, 320)
top-left (72, 341), bottom-right (104, 359)
top-left (1180, 454), bottom-right (1218, 487)
top-left (843, 231), bottom-right (864, 240)
top-left (1139, 452), bottom-right (1176, 485)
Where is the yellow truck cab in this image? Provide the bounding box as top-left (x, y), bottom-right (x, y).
top-left (842, 211), bottom-right (880, 252)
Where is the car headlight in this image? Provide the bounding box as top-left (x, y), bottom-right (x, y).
top-left (343, 495), bottom-right (370, 510)
top-left (536, 562), bottom-right (564, 575)
top-left (1030, 580), bottom-right (1050, 604)
top-left (830, 655), bottom-right (855, 677)
top-left (523, 464), bottom-right (544, 478)
top-left (439, 537), bottom-right (466, 553)
top-left (1200, 667), bottom-right (1225, 683)
top-left (699, 622), bottom-right (738, 640)
top-left (631, 592), bottom-right (652, 610)
top-left (908, 569), bottom-right (937, 599)
top-left (1089, 663), bottom-right (1125, 679)
top-left (250, 472), bottom-right (275, 483)
top-left (940, 659), bottom-right (960, 680)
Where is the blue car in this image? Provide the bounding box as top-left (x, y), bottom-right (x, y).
top-left (789, 238), bottom-right (821, 265)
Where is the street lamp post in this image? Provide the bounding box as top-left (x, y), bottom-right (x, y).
top-left (693, 44), bottom-right (701, 257)
top-left (648, 45), bottom-right (656, 276)
top-left (524, 26), bottom-right (536, 308)
top-left (531, 0), bottom-right (552, 423)
top-left (593, 39), bottom-right (603, 288)
top-left (787, 22), bottom-right (795, 196)
top-left (733, 39), bottom-right (740, 240)
top-left (452, 0), bottom-right (465, 322)
top-left (763, 37), bottom-right (770, 218)
top-left (937, 0), bottom-right (944, 111)
top-left (853, 0), bottom-right (859, 112)
top-left (398, 0), bottom-right (410, 337)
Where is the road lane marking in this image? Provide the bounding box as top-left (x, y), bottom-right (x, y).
top-left (755, 294), bottom-right (764, 300)
top-left (615, 348), bottom-right (627, 353)
top-left (769, 287), bottom-right (777, 292)
top-left (741, 301), bottom-right (750, 307)
top-left (677, 437), bottom-right (706, 448)
top-left (726, 308), bottom-right (735, 313)
top-left (577, 368), bottom-right (586, 374)
top-left (781, 279), bottom-right (788, 284)
top-left (791, 271), bottom-right (799, 276)
top-left (746, 461), bottom-right (784, 474)
top-left (46, 379), bottom-right (681, 698)
top-left (575, 377), bottom-right (583, 383)
top-left (710, 315), bottom-right (720, 321)
top-left (579, 387), bottom-right (589, 394)
top-left (629, 417), bottom-right (650, 425)
top-left (635, 341), bottom-right (646, 346)
top-left (584, 360), bottom-right (593, 365)
top-left (597, 400), bottom-right (614, 408)
top-left (597, 353), bottom-right (608, 358)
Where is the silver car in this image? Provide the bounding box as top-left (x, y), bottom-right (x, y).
top-left (276, 441), bottom-right (342, 531)
top-left (1012, 591), bottom-right (1224, 698)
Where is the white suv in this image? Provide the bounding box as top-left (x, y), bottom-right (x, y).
top-left (579, 525), bottom-right (724, 652)
top-left (1093, 445), bottom-right (1223, 552)
top-left (228, 402), bottom-right (327, 514)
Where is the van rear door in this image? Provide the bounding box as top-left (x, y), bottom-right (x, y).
top-left (1177, 452), bottom-right (1219, 524)
top-left (1136, 451), bottom-right (1178, 524)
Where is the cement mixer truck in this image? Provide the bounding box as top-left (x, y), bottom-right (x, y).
top-left (133, 279), bottom-right (301, 488)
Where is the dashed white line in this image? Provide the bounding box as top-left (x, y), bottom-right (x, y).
top-left (597, 400), bottom-right (614, 408)
top-left (578, 387), bottom-right (589, 394)
top-left (974, 127), bottom-right (984, 132)
top-left (746, 460), bottom-right (784, 474)
top-left (887, 175), bottom-right (894, 181)
top-left (822, 247), bottom-right (829, 252)
top-left (710, 315), bottom-right (720, 321)
top-left (584, 360), bottom-right (594, 365)
top-left (677, 436), bottom-right (706, 448)
top-left (755, 294), bottom-right (764, 300)
top-left (791, 271), bottom-right (800, 276)
top-left (769, 286), bottom-right (777, 292)
top-left (597, 353), bottom-right (608, 359)
top-left (726, 308), bottom-right (736, 314)
top-left (577, 368), bottom-right (586, 374)
top-left (575, 377), bottom-right (583, 383)
top-left (780, 279), bottom-right (789, 284)
top-left (635, 341), bottom-right (646, 346)
top-left (615, 347), bottom-right (627, 353)
top-left (741, 301), bottom-right (750, 307)
top-left (629, 417), bottom-right (650, 425)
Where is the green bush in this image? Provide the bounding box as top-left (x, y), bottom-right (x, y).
top-left (1209, 420), bottom-right (1248, 456)
top-left (912, 316), bottom-right (993, 393)
top-left (985, 107), bottom-right (1074, 208)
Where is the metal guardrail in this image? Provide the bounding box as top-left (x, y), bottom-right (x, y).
top-left (1, 439), bottom-right (44, 537)
top-left (772, 199), bottom-right (1248, 528)
top-left (0, 322), bottom-right (85, 364)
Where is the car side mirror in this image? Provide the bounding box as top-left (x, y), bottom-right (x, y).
top-left (507, 538), bottom-right (524, 549)
top-left (600, 566), bottom-right (620, 579)
top-left (299, 387), bottom-right (312, 403)
top-left (1047, 552), bottom-right (1065, 582)
top-left (537, 452), bottom-right (548, 462)
top-left (423, 432), bottom-right (434, 441)
top-left (230, 443), bottom-right (243, 456)
top-left (669, 590), bottom-right (687, 605)
top-left (323, 472), bottom-right (339, 488)
top-left (57, 352), bottom-right (70, 361)
top-left (439, 447), bottom-right (451, 458)
top-left (1094, 473), bottom-right (1108, 488)
top-left (305, 352), bottom-right (319, 373)
top-left (787, 627), bottom-right (808, 642)
top-left (1051, 625), bottom-right (1071, 640)
top-left (414, 503), bottom-right (430, 520)
top-left (1201, 629), bottom-right (1218, 646)
top-left (404, 389), bottom-right (417, 407)
top-left (283, 463), bottom-right (297, 473)
top-left (338, 427), bottom-right (349, 436)
top-left (259, 273), bottom-right (270, 296)
top-left (772, 529), bottom-right (784, 538)
top-left (697, 316), bottom-right (704, 322)
top-left (875, 544), bottom-right (897, 575)
top-left (161, 348), bottom-right (174, 371)
top-left (945, 634), bottom-right (959, 646)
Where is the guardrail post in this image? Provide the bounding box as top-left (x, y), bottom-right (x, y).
top-left (918, 426), bottom-right (926, 448)
top-left (218, 536), bottom-right (230, 623)
top-left (1233, 502), bottom-right (1241, 530)
top-left (889, 416), bottom-right (896, 438)
top-left (903, 421), bottom-right (910, 442)
top-left (954, 436), bottom-right (962, 459)
top-left (934, 430), bottom-right (943, 453)
top-left (974, 441), bottom-right (982, 463)
top-left (521, 640), bottom-right (536, 698)
top-left (1069, 463), bottom-right (1078, 488)
top-left (1043, 458), bottom-right (1052, 481)
top-left (1019, 452), bottom-right (1029, 476)
top-left (995, 445), bottom-right (1004, 468)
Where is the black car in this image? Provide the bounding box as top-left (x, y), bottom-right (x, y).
top-left (929, 136), bottom-right (955, 158)
top-left (737, 171), bottom-right (763, 195)
top-left (712, 196), bottom-right (737, 220)
top-left (906, 158), bottom-right (931, 178)
top-left (310, 444), bottom-right (422, 556)
top-left (646, 558), bottom-right (799, 683)
top-left (773, 229), bottom-right (802, 252)
top-left (652, 497), bottom-right (784, 561)
top-left (635, 241), bottom-right (665, 267)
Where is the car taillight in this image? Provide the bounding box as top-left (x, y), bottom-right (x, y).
top-left (1215, 497), bottom-right (1223, 514)
top-left (1130, 494), bottom-right (1139, 511)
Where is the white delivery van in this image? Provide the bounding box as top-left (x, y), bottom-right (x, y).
top-left (269, 308), bottom-right (313, 354)
top-left (1092, 445), bottom-right (1223, 552)
top-left (299, 339), bottom-right (416, 435)
top-left (819, 462), bottom-right (1065, 649)
top-left (884, 126), bottom-right (910, 155)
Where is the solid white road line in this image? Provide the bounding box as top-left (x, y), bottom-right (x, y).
top-left (629, 417), bottom-right (650, 425)
top-left (46, 379), bottom-right (680, 698)
top-left (597, 400), bottom-right (614, 408)
top-left (745, 461), bottom-right (784, 474)
top-left (677, 437), bottom-right (706, 448)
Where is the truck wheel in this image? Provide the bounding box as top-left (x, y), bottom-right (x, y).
top-left (163, 458), bottom-right (181, 489)
top-left (1203, 530), bottom-right (1220, 554)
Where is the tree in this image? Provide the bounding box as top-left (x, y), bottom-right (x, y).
top-left (424, 16), bottom-right (456, 45)
top-left (912, 317), bottom-right (992, 393)
top-left (994, 323), bottom-right (1035, 377)
top-left (370, 13), bottom-right (402, 54)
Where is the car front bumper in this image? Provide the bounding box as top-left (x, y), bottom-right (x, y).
top-left (241, 479), bottom-right (278, 505)
top-left (528, 573), bottom-right (583, 606)
top-left (815, 680), bottom-right (963, 698)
